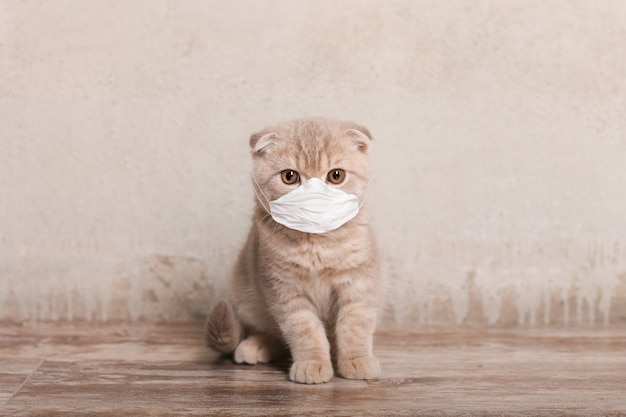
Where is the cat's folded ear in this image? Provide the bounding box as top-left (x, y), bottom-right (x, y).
top-left (249, 131), bottom-right (277, 155)
top-left (344, 124), bottom-right (373, 153)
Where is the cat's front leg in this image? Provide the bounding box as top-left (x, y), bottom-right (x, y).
top-left (279, 307), bottom-right (333, 384)
top-left (335, 302), bottom-right (380, 380)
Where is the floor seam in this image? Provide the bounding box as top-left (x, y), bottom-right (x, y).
top-left (2, 358), bottom-right (45, 407)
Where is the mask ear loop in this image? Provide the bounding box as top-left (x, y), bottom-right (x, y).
top-left (251, 174), bottom-right (272, 215)
top-left (357, 180), bottom-right (372, 209)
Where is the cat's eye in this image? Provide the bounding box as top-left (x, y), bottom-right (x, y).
top-left (327, 169), bottom-right (346, 184)
top-left (281, 170), bottom-right (300, 185)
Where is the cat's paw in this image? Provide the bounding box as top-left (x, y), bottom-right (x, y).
top-left (338, 355), bottom-right (380, 380)
top-left (289, 360), bottom-right (334, 384)
top-left (234, 336), bottom-right (273, 365)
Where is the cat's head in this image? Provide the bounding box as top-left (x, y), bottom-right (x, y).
top-left (249, 117), bottom-right (372, 207)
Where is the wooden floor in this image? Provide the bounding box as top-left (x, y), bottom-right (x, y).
top-left (1, 322), bottom-right (625, 416)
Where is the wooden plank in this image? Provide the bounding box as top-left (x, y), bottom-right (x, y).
top-left (0, 358), bottom-right (42, 405)
top-left (1, 323), bottom-right (625, 416)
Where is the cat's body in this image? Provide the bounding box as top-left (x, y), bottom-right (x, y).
top-left (206, 117), bottom-right (381, 384)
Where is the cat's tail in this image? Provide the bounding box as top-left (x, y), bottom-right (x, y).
top-left (205, 299), bottom-right (243, 354)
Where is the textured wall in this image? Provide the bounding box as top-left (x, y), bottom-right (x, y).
top-left (1, 0), bottom-right (625, 327)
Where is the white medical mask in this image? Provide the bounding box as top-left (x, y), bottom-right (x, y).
top-left (254, 177), bottom-right (360, 234)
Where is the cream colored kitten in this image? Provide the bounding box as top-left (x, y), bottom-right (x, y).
top-left (206, 117), bottom-right (381, 384)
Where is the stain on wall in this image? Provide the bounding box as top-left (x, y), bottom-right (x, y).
top-left (385, 240), bottom-right (626, 327)
top-left (0, 253), bottom-right (226, 323)
top-left (136, 255), bottom-right (215, 322)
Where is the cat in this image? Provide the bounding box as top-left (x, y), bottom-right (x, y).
top-left (206, 117), bottom-right (381, 384)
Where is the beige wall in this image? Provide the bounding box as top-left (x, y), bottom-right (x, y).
top-left (1, 0), bottom-right (625, 327)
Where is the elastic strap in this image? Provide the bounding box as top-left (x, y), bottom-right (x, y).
top-left (251, 174), bottom-right (271, 214)
top-left (358, 180), bottom-right (371, 209)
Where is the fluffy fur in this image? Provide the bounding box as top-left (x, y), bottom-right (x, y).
top-left (206, 117), bottom-right (381, 384)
